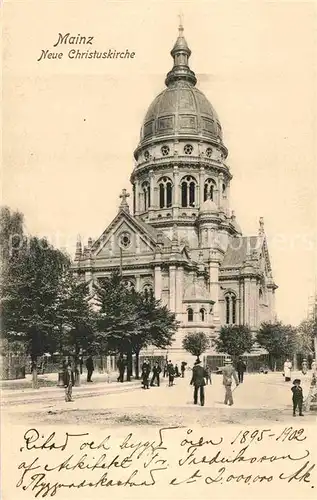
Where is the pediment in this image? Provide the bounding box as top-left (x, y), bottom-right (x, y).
top-left (91, 211), bottom-right (157, 259)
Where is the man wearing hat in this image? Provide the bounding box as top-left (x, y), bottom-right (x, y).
top-left (222, 358), bottom-right (239, 406)
top-left (190, 359), bottom-right (208, 406)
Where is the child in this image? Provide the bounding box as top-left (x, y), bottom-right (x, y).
top-left (291, 379), bottom-right (304, 416)
top-left (64, 362), bottom-right (75, 402)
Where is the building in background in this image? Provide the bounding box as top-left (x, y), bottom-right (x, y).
top-left (73, 25), bottom-right (278, 362)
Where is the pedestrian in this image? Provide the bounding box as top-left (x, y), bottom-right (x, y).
top-left (291, 378), bottom-right (304, 417)
top-left (301, 358), bottom-right (308, 375)
top-left (222, 358), bottom-right (239, 406)
top-left (150, 362), bottom-right (161, 386)
top-left (117, 355), bottom-right (126, 383)
top-left (163, 362), bottom-right (168, 378)
top-left (205, 365), bottom-right (212, 385)
top-left (311, 358), bottom-right (316, 374)
top-left (141, 359), bottom-right (151, 389)
top-left (236, 357), bottom-right (247, 383)
top-left (283, 358), bottom-right (292, 382)
top-left (181, 361), bottom-right (186, 378)
top-left (190, 359), bottom-right (207, 406)
top-left (79, 355), bottom-right (83, 375)
top-left (85, 355), bottom-right (94, 382)
top-left (175, 364), bottom-right (180, 378)
top-left (167, 360), bottom-right (175, 387)
top-left (63, 361), bottom-right (75, 402)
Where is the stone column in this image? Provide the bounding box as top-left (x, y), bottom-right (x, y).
top-left (154, 265), bottom-right (162, 300)
top-left (244, 278), bottom-right (251, 325)
top-left (149, 170), bottom-right (154, 208)
top-left (176, 266), bottom-right (184, 319)
top-left (209, 254), bottom-right (220, 324)
top-left (154, 186), bottom-right (159, 209)
top-left (173, 166), bottom-right (179, 205)
top-left (251, 278), bottom-right (258, 328)
top-left (169, 265), bottom-right (177, 313)
top-left (135, 181), bottom-right (140, 214)
top-left (199, 167), bottom-right (205, 207)
top-left (218, 173), bottom-right (223, 208)
top-left (136, 275), bottom-right (141, 291)
top-left (173, 165), bottom-right (179, 219)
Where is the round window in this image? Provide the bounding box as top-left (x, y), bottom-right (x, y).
top-left (161, 145), bottom-right (170, 156)
top-left (119, 232), bottom-right (131, 249)
top-left (184, 144), bottom-right (193, 155)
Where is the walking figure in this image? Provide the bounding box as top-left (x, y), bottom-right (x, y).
top-left (283, 358), bottom-right (292, 382)
top-left (175, 364), bottom-right (180, 378)
top-left (141, 359), bottom-right (151, 389)
top-left (236, 357), bottom-right (246, 383)
top-left (150, 362), bottom-right (161, 386)
top-left (167, 360), bottom-right (175, 386)
top-left (181, 361), bottom-right (186, 378)
top-left (85, 355), bottom-right (94, 382)
top-left (291, 379), bottom-right (304, 416)
top-left (64, 362), bottom-right (75, 402)
top-left (301, 358), bottom-right (308, 375)
top-left (190, 359), bottom-right (207, 406)
top-left (222, 358), bottom-right (239, 406)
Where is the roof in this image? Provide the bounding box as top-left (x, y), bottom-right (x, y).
top-left (221, 236), bottom-right (260, 268)
top-left (134, 216), bottom-right (172, 246)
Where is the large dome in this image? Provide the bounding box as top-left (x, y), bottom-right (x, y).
top-left (140, 81), bottom-right (223, 144)
top-left (137, 25), bottom-right (224, 149)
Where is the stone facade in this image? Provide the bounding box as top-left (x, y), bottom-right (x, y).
top-left (72, 25), bottom-right (278, 362)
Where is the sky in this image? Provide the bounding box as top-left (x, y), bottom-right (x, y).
top-left (2, 0), bottom-right (317, 325)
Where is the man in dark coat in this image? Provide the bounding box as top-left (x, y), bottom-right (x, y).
top-left (181, 362), bottom-right (186, 378)
top-left (150, 362), bottom-right (161, 387)
top-left (167, 360), bottom-right (175, 387)
top-left (190, 359), bottom-right (207, 406)
top-left (236, 357), bottom-right (247, 383)
top-left (85, 356), bottom-right (94, 382)
top-left (141, 359), bottom-right (151, 389)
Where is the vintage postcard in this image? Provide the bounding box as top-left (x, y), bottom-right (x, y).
top-left (1, 1), bottom-right (316, 499)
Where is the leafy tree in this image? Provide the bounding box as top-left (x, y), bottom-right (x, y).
top-left (256, 321), bottom-right (297, 371)
top-left (51, 271), bottom-right (96, 384)
top-left (213, 325), bottom-right (253, 361)
top-left (2, 235), bottom-right (69, 387)
top-left (182, 331), bottom-right (210, 361)
top-left (94, 270), bottom-right (139, 380)
top-left (130, 289), bottom-right (177, 378)
top-left (296, 318), bottom-right (316, 357)
top-left (94, 270), bottom-right (178, 380)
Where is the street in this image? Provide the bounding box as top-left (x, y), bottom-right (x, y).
top-left (1, 370), bottom-right (316, 428)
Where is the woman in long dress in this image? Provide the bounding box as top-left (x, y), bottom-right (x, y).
top-left (301, 358), bottom-right (308, 375)
top-left (283, 359), bottom-right (292, 382)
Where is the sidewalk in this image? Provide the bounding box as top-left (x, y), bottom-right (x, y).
top-left (1, 371), bottom-right (140, 399)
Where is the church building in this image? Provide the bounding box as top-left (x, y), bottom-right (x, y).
top-left (73, 25), bottom-right (278, 361)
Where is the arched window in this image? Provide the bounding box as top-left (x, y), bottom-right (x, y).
top-left (141, 181), bottom-right (150, 211)
top-left (158, 177), bottom-right (173, 208)
top-left (200, 308), bottom-right (206, 322)
top-left (123, 280), bottom-right (135, 292)
top-left (225, 292), bottom-right (237, 325)
top-left (181, 176), bottom-right (197, 207)
top-left (204, 178), bottom-right (217, 201)
top-left (187, 308), bottom-right (194, 322)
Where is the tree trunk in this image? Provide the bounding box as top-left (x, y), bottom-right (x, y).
top-left (31, 358), bottom-right (38, 389)
top-left (293, 352), bottom-right (297, 371)
top-left (135, 350), bottom-right (140, 379)
top-left (126, 350), bottom-right (133, 382)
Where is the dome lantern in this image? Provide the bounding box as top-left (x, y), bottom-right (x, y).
top-left (165, 23), bottom-right (197, 87)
